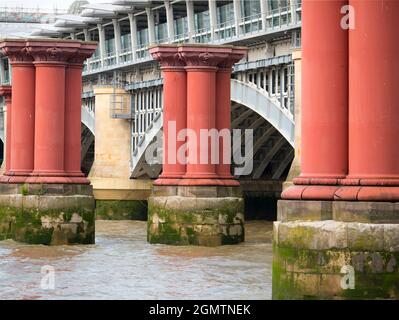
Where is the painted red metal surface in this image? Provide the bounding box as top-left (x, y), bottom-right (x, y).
top-left (150, 45), bottom-right (247, 187)
top-left (0, 39), bottom-right (96, 184)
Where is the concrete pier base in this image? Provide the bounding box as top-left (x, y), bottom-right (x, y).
top-left (273, 200), bottom-right (399, 299)
top-left (0, 183), bottom-right (95, 245)
top-left (148, 185), bottom-right (245, 246)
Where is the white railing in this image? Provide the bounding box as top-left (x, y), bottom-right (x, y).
top-left (83, 4), bottom-right (301, 75)
top-left (131, 85), bottom-right (163, 154)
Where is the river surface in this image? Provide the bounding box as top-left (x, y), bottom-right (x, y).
top-left (0, 220), bottom-right (273, 300)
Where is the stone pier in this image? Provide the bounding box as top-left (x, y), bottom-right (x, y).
top-left (0, 39), bottom-right (97, 245)
top-left (88, 86), bottom-right (150, 220)
top-left (147, 45), bottom-right (247, 246)
top-left (273, 0), bottom-right (399, 299)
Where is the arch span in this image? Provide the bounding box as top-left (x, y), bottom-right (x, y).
top-left (81, 106), bottom-right (95, 135)
top-left (130, 79), bottom-right (295, 179)
top-left (230, 79), bottom-right (295, 147)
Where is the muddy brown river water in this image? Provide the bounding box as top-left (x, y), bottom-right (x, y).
top-left (0, 220), bottom-right (273, 300)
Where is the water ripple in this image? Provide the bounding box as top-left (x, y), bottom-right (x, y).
top-left (0, 220), bottom-right (272, 300)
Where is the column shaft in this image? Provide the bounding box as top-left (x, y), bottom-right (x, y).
top-left (113, 19), bottom-right (122, 64)
top-left (186, 0), bottom-right (195, 41)
top-left (9, 62), bottom-right (35, 175)
top-left (260, 0), bottom-right (268, 30)
top-left (215, 69), bottom-right (233, 179)
top-left (65, 64), bottom-right (84, 176)
top-left (128, 13), bottom-right (138, 61)
top-left (300, 0), bottom-right (348, 180)
top-left (160, 67), bottom-right (187, 179)
top-left (164, 0), bottom-right (175, 41)
top-left (348, 0), bottom-right (399, 180)
top-left (185, 67), bottom-right (217, 179)
top-left (146, 7), bottom-right (156, 45)
top-left (33, 63), bottom-right (66, 175)
top-left (98, 24), bottom-right (106, 67)
top-left (208, 0), bottom-right (217, 40)
top-left (233, 0), bottom-right (242, 37)
top-left (83, 29), bottom-right (90, 41)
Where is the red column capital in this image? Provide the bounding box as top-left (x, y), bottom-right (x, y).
top-left (178, 45), bottom-right (233, 69)
top-left (68, 43), bottom-right (98, 67)
top-left (0, 85), bottom-right (12, 100)
top-left (149, 45), bottom-right (184, 69)
top-left (0, 40), bottom-right (32, 64)
top-left (217, 47), bottom-right (247, 70)
top-left (26, 40), bottom-right (81, 65)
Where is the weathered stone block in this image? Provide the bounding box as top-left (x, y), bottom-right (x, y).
top-left (0, 183), bottom-right (95, 245)
top-left (347, 223), bottom-right (384, 251)
top-left (334, 201), bottom-right (399, 223)
top-left (273, 219), bottom-right (399, 299)
top-left (278, 200), bottom-right (333, 222)
top-left (383, 224), bottom-right (399, 252)
top-left (148, 185), bottom-right (244, 246)
top-left (277, 221), bottom-right (348, 250)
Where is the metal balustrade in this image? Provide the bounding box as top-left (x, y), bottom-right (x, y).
top-left (130, 85), bottom-right (163, 156)
top-left (234, 57), bottom-right (295, 116)
top-left (82, 4), bottom-right (301, 76)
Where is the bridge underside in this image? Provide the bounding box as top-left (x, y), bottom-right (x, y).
top-left (124, 99), bottom-right (294, 220)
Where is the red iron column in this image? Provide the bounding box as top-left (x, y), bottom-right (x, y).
top-left (348, 0), bottom-right (399, 182)
top-left (0, 86), bottom-right (11, 173)
top-left (179, 45), bottom-right (231, 184)
top-left (149, 46), bottom-right (187, 184)
top-left (27, 41), bottom-right (81, 180)
top-left (0, 41), bottom-right (35, 178)
top-left (335, 0), bottom-right (399, 201)
top-left (298, 0), bottom-right (348, 182)
top-left (65, 44), bottom-right (97, 179)
top-left (216, 48), bottom-right (247, 183)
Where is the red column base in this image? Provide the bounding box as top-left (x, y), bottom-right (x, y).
top-left (158, 172), bottom-right (185, 179)
top-left (63, 171), bottom-right (86, 177)
top-left (282, 184), bottom-right (399, 202)
top-left (5, 170), bottom-right (34, 176)
top-left (30, 170), bottom-right (68, 177)
top-left (294, 177), bottom-right (399, 187)
top-left (0, 175), bottom-right (90, 184)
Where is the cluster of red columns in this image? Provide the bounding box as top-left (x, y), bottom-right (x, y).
top-left (283, 0), bottom-right (399, 201)
top-left (0, 39), bottom-right (96, 184)
top-left (149, 45), bottom-right (247, 187)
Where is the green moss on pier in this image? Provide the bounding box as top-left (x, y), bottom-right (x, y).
top-left (95, 200), bottom-right (148, 220)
